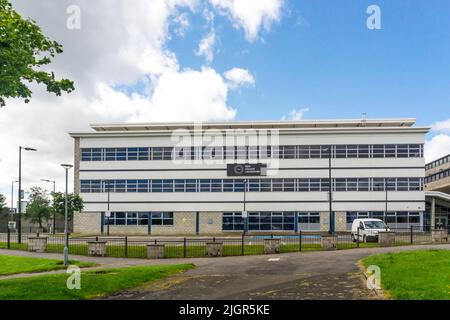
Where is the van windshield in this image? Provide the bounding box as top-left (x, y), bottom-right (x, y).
top-left (364, 221), bottom-right (387, 229)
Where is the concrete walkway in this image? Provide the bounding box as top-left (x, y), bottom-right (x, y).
top-left (1, 244), bottom-right (450, 299)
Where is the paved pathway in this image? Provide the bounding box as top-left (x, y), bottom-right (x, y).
top-left (2, 244), bottom-right (450, 299)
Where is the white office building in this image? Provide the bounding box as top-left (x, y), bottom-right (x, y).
top-left (70, 118), bottom-right (428, 235)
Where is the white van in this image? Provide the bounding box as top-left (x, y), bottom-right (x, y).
top-left (351, 218), bottom-right (389, 242)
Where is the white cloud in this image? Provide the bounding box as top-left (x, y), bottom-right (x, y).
top-left (424, 118), bottom-right (450, 162)
top-left (282, 107), bottom-right (310, 121)
top-left (0, 0), bottom-right (269, 206)
top-left (425, 134), bottom-right (450, 163)
top-left (223, 67), bottom-right (255, 88)
top-left (196, 30), bottom-right (216, 64)
top-left (94, 68), bottom-right (236, 122)
top-left (431, 119), bottom-right (450, 133)
top-left (172, 12), bottom-right (191, 37)
top-left (209, 0), bottom-right (284, 41)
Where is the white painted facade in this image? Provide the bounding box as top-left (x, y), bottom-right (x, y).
top-left (70, 119), bottom-right (429, 235)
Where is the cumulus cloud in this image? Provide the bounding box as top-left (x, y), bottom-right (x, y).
top-left (196, 30), bottom-right (216, 64)
top-left (209, 0), bottom-right (284, 41)
top-left (223, 68), bottom-right (255, 88)
top-left (282, 107), bottom-right (310, 121)
top-left (0, 0), bottom-right (277, 206)
top-left (424, 118), bottom-right (450, 163)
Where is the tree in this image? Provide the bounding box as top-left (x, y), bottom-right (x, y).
top-left (52, 192), bottom-right (84, 221)
top-left (0, 193), bottom-right (9, 217)
top-left (24, 187), bottom-right (51, 228)
top-left (0, 0), bottom-right (74, 107)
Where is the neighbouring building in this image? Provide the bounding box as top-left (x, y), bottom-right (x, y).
top-left (425, 154), bottom-right (450, 230)
top-left (70, 118), bottom-right (428, 235)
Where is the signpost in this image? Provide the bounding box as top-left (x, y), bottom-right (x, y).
top-left (8, 221), bottom-right (16, 230)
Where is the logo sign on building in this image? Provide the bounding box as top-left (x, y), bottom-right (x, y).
top-left (227, 163), bottom-right (267, 177)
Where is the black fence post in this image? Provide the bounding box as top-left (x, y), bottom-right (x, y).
top-left (241, 233), bottom-right (245, 256)
top-left (299, 230), bottom-right (302, 252)
top-left (7, 227), bottom-right (10, 249)
top-left (124, 236), bottom-right (128, 257)
top-left (183, 237), bottom-right (187, 258)
top-left (410, 225), bottom-right (413, 245)
top-left (357, 227), bottom-right (360, 248)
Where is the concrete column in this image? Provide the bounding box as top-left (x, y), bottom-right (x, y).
top-left (28, 237), bottom-right (48, 253)
top-left (147, 244), bottom-right (165, 259)
top-left (206, 242), bottom-right (223, 257)
top-left (87, 241), bottom-right (107, 256)
top-left (378, 231), bottom-right (395, 247)
top-left (264, 238), bottom-right (281, 254)
top-left (321, 234), bottom-right (337, 250)
top-left (432, 229), bottom-right (448, 243)
top-left (431, 197), bottom-right (436, 230)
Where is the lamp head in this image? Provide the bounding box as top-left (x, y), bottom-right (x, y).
top-left (60, 164), bottom-right (73, 170)
top-left (24, 147), bottom-right (37, 151)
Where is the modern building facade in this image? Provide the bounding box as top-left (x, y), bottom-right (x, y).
top-left (425, 154), bottom-right (450, 229)
top-left (70, 118), bottom-right (428, 235)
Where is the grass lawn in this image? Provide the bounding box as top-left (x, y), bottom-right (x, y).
top-left (362, 250), bottom-right (450, 300)
top-left (1, 240), bottom-right (381, 259)
top-left (0, 264), bottom-right (194, 300)
top-left (0, 254), bottom-right (96, 276)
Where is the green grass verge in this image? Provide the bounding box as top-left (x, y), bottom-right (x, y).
top-left (1, 240), bottom-right (382, 259)
top-left (362, 250), bottom-right (450, 300)
top-left (0, 254), bottom-right (96, 276)
top-left (0, 264), bottom-right (194, 300)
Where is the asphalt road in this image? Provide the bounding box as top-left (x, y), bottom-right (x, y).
top-left (105, 243), bottom-right (450, 300)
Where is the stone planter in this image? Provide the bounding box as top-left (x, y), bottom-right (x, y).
top-left (87, 241), bottom-right (107, 257)
top-left (378, 231), bottom-right (395, 247)
top-left (264, 238), bottom-right (281, 254)
top-left (28, 237), bottom-right (48, 253)
top-left (321, 234), bottom-right (338, 250)
top-left (432, 229), bottom-right (448, 243)
top-left (147, 244), bottom-right (165, 259)
top-left (206, 242), bottom-right (223, 257)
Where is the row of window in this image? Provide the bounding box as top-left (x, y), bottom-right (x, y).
top-left (80, 177), bottom-right (424, 193)
top-left (81, 144), bottom-right (424, 161)
top-left (223, 211), bottom-right (423, 231)
top-left (105, 212), bottom-right (173, 226)
top-left (102, 211), bottom-right (423, 231)
top-left (425, 154), bottom-right (450, 170)
top-left (424, 168), bottom-right (450, 184)
top-left (345, 211), bottom-right (421, 224)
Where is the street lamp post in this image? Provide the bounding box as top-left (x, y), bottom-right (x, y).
top-left (11, 180), bottom-right (18, 215)
top-left (243, 179), bottom-right (248, 234)
top-left (384, 178), bottom-right (390, 225)
top-left (18, 146), bottom-right (37, 243)
top-left (326, 146), bottom-right (334, 235)
top-left (107, 180), bottom-right (111, 236)
top-left (61, 164), bottom-right (73, 266)
top-left (41, 179), bottom-right (56, 234)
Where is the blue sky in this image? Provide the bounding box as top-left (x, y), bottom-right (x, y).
top-left (1, 0), bottom-right (450, 202)
top-left (168, 0), bottom-right (450, 127)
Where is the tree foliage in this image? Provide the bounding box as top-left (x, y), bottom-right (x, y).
top-left (24, 187), bottom-right (51, 228)
top-left (0, 0), bottom-right (74, 107)
top-left (52, 192), bottom-right (84, 221)
top-left (0, 193), bottom-right (9, 217)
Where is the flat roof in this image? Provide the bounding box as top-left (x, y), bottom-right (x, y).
top-left (69, 118), bottom-right (430, 137)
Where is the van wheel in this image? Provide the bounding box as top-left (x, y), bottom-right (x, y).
top-left (351, 234), bottom-right (356, 242)
top-left (363, 235), bottom-right (367, 243)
